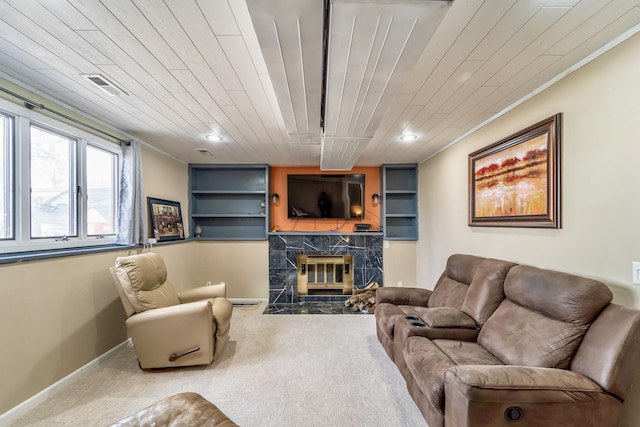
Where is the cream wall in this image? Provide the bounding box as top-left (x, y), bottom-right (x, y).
top-left (141, 145), bottom-right (191, 236)
top-left (418, 32), bottom-right (640, 427)
top-left (383, 241), bottom-right (417, 288)
top-left (194, 241), bottom-right (269, 299)
top-left (0, 146), bottom-right (194, 415)
top-left (418, 33), bottom-right (640, 306)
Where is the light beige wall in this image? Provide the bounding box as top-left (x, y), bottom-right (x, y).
top-left (0, 144), bottom-right (194, 415)
top-left (141, 145), bottom-right (190, 236)
top-left (418, 32), bottom-right (640, 427)
top-left (0, 249), bottom-right (130, 413)
top-left (418, 33), bottom-right (640, 306)
top-left (383, 241), bottom-right (417, 288)
top-left (193, 241), bottom-right (269, 299)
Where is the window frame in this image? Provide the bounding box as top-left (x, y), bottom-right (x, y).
top-left (0, 111), bottom-right (14, 241)
top-left (0, 97), bottom-right (121, 254)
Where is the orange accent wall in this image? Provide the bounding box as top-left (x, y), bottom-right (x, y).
top-left (270, 166), bottom-right (381, 232)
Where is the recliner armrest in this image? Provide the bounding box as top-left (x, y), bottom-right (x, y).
top-left (444, 365), bottom-right (617, 427)
top-left (376, 287), bottom-right (432, 306)
top-left (178, 282), bottom-right (226, 302)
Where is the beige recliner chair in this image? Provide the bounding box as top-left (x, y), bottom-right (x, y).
top-left (110, 252), bottom-right (233, 370)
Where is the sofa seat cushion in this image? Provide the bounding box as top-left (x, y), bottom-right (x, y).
top-left (433, 339), bottom-right (503, 366)
top-left (404, 337), bottom-right (503, 416)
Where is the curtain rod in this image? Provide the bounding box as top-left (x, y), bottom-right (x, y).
top-left (0, 86), bottom-right (129, 145)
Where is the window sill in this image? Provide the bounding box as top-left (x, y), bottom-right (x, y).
top-left (0, 244), bottom-right (137, 265)
top-left (0, 238), bottom-right (196, 265)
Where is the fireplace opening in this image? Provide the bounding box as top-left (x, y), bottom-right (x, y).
top-left (297, 254), bottom-right (353, 296)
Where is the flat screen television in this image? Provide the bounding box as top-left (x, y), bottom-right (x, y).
top-left (287, 174), bottom-right (365, 219)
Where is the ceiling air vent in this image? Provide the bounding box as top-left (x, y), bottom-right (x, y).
top-left (83, 74), bottom-right (128, 96)
top-left (196, 149), bottom-right (214, 156)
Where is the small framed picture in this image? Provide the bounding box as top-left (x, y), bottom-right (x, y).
top-left (147, 197), bottom-right (184, 241)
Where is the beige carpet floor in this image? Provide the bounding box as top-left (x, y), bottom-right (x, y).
top-left (12, 303), bottom-right (428, 426)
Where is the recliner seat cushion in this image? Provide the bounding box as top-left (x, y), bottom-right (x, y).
top-left (403, 337), bottom-right (503, 422)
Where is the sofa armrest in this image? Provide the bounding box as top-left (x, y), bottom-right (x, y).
top-left (421, 307), bottom-right (477, 328)
top-left (376, 287), bottom-right (432, 306)
top-left (178, 282), bottom-right (226, 302)
top-left (444, 365), bottom-right (617, 427)
top-left (126, 301), bottom-right (215, 369)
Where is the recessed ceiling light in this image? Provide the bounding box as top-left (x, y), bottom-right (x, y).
top-left (206, 134), bottom-right (223, 142)
top-left (400, 134), bottom-right (417, 142)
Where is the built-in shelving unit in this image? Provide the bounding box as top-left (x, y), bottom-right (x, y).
top-left (189, 165), bottom-right (269, 240)
top-left (382, 164), bottom-right (418, 240)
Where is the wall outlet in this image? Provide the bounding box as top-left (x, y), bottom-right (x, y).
top-left (206, 281), bottom-right (212, 286)
top-left (633, 262), bottom-right (640, 285)
top-left (397, 281), bottom-right (403, 287)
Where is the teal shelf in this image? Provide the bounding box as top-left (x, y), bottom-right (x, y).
top-left (189, 165), bottom-right (269, 240)
top-left (382, 164), bottom-right (418, 240)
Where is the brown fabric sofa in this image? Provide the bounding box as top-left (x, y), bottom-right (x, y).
top-left (382, 261), bottom-right (640, 427)
top-left (375, 254), bottom-right (516, 378)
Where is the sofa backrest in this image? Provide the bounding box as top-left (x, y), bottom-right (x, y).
top-left (478, 265), bottom-right (613, 369)
top-left (461, 258), bottom-right (517, 327)
top-left (113, 252), bottom-right (181, 313)
top-left (571, 304), bottom-right (640, 401)
top-left (428, 254), bottom-right (485, 310)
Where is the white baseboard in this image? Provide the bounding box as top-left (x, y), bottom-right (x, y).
top-left (0, 339), bottom-right (131, 427)
top-left (229, 298), bottom-right (268, 305)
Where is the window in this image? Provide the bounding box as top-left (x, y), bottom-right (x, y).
top-left (86, 145), bottom-right (117, 236)
top-left (0, 113), bottom-right (12, 240)
top-left (30, 126), bottom-right (77, 238)
top-left (0, 98), bottom-right (121, 254)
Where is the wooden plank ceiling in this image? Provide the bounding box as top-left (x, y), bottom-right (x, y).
top-left (0, 0), bottom-right (638, 167)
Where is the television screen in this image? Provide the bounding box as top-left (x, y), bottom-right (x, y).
top-left (287, 174), bottom-right (365, 219)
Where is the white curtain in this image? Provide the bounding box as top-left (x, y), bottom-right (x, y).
top-left (116, 140), bottom-right (146, 244)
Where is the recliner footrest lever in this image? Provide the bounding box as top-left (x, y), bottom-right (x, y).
top-left (169, 347), bottom-right (200, 362)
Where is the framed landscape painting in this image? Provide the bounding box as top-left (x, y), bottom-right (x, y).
top-left (148, 197), bottom-right (185, 241)
top-left (468, 114), bottom-right (561, 228)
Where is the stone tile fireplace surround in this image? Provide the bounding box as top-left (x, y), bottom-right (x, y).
top-left (268, 233), bottom-right (383, 304)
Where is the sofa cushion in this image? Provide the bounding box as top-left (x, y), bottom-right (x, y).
top-left (461, 258), bottom-right (516, 326)
top-left (428, 254), bottom-right (484, 309)
top-left (504, 265), bottom-right (613, 326)
top-left (478, 265), bottom-right (613, 369)
top-left (404, 337), bottom-right (503, 418)
top-left (433, 340), bottom-right (503, 366)
top-left (420, 307), bottom-right (476, 329)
